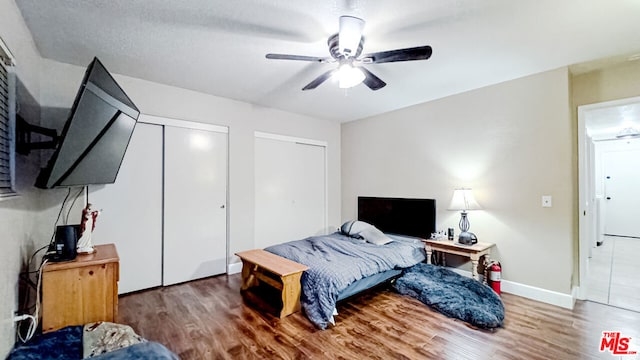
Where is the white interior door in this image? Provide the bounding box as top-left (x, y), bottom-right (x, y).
top-left (163, 126), bottom-right (227, 285)
top-left (604, 149), bottom-right (640, 237)
top-left (254, 135), bottom-right (326, 249)
top-left (89, 122), bottom-right (163, 293)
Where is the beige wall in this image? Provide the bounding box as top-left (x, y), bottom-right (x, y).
top-left (572, 59), bottom-right (640, 108)
top-left (342, 67), bottom-right (574, 294)
top-left (39, 58), bottom-right (342, 267)
top-left (0, 0), bottom-right (44, 356)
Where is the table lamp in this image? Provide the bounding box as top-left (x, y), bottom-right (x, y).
top-left (448, 188), bottom-right (482, 245)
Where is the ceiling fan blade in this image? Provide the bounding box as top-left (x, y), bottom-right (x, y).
top-left (359, 67), bottom-right (386, 90)
top-left (364, 45), bottom-right (433, 64)
top-left (266, 54), bottom-right (330, 63)
top-left (302, 69), bottom-right (338, 91)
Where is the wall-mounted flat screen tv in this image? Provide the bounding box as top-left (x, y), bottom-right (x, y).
top-left (36, 57), bottom-right (139, 189)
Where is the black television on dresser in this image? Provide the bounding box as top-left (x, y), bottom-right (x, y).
top-left (357, 196), bottom-right (436, 239)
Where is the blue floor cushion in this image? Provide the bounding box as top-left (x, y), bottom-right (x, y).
top-left (394, 263), bottom-right (504, 328)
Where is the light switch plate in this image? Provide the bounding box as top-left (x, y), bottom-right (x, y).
top-left (542, 195), bottom-right (552, 207)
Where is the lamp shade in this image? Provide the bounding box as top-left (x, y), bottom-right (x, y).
top-left (448, 188), bottom-right (482, 211)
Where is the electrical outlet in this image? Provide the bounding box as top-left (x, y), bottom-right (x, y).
top-left (542, 195), bottom-right (552, 208)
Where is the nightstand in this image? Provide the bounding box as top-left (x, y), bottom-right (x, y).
top-left (422, 239), bottom-right (495, 283)
top-left (41, 243), bottom-right (119, 332)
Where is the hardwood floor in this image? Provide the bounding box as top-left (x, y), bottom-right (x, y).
top-left (118, 274), bottom-right (640, 359)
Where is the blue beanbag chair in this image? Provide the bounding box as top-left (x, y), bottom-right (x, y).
top-left (394, 263), bottom-right (504, 328)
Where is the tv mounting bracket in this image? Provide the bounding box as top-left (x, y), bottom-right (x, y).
top-left (16, 114), bottom-right (59, 155)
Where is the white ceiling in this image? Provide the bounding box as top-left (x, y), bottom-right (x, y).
top-left (584, 101), bottom-right (640, 141)
top-left (14, 0), bottom-right (640, 122)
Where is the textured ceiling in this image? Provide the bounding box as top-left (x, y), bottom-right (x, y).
top-left (14, 0), bottom-right (640, 122)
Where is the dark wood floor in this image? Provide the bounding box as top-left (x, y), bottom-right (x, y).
top-left (118, 274), bottom-right (640, 359)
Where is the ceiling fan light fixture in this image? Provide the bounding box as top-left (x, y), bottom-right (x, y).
top-left (339, 16), bottom-right (365, 57)
top-left (265, 15), bottom-right (432, 91)
top-left (616, 127), bottom-right (640, 139)
top-left (336, 64), bottom-right (365, 89)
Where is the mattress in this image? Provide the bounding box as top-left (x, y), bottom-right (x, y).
top-left (266, 232), bottom-right (425, 328)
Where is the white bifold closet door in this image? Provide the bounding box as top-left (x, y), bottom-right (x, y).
top-left (90, 122), bottom-right (163, 293)
top-left (163, 126), bottom-right (228, 286)
top-left (254, 134), bottom-right (326, 249)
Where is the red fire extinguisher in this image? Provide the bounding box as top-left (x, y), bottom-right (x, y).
top-left (487, 261), bottom-right (502, 295)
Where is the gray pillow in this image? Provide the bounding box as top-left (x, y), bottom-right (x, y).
top-left (358, 226), bottom-right (394, 245)
top-left (340, 220), bottom-right (393, 245)
top-left (340, 220), bottom-right (367, 237)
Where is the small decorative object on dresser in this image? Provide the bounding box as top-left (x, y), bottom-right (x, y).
top-left (77, 203), bottom-right (101, 254)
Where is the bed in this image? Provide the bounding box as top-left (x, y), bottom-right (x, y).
top-left (265, 197), bottom-right (435, 329)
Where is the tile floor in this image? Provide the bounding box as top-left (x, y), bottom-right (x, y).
top-left (586, 235), bottom-right (640, 312)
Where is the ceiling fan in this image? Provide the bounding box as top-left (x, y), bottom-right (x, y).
top-left (265, 16), bottom-right (433, 91)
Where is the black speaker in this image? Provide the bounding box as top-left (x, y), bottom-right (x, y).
top-left (51, 225), bottom-right (79, 262)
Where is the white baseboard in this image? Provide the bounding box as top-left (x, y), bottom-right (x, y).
top-left (448, 268), bottom-right (575, 309)
top-left (502, 280), bottom-right (575, 309)
top-left (227, 262), bottom-right (242, 275)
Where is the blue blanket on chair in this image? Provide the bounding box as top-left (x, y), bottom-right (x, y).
top-left (394, 263), bottom-right (505, 329)
top-left (8, 326), bottom-right (178, 359)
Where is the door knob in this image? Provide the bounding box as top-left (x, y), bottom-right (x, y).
top-left (606, 197), bottom-right (611, 200)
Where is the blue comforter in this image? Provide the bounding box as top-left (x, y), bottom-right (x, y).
top-left (265, 232), bottom-right (425, 329)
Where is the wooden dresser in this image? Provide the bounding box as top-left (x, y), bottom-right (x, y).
top-left (42, 243), bottom-right (119, 333)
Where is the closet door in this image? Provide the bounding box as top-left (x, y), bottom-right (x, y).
top-left (254, 134), bottom-right (326, 248)
top-left (163, 126), bottom-right (228, 285)
top-left (89, 122), bottom-right (163, 293)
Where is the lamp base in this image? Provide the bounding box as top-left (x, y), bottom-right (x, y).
top-left (458, 231), bottom-right (478, 245)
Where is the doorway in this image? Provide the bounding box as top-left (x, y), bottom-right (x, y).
top-left (578, 96), bottom-right (640, 312)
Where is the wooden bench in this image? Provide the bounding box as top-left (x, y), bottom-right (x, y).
top-left (235, 249), bottom-right (308, 318)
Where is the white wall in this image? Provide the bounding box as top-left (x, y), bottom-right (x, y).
top-left (342, 67), bottom-right (574, 295)
top-left (38, 58), bottom-right (342, 267)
